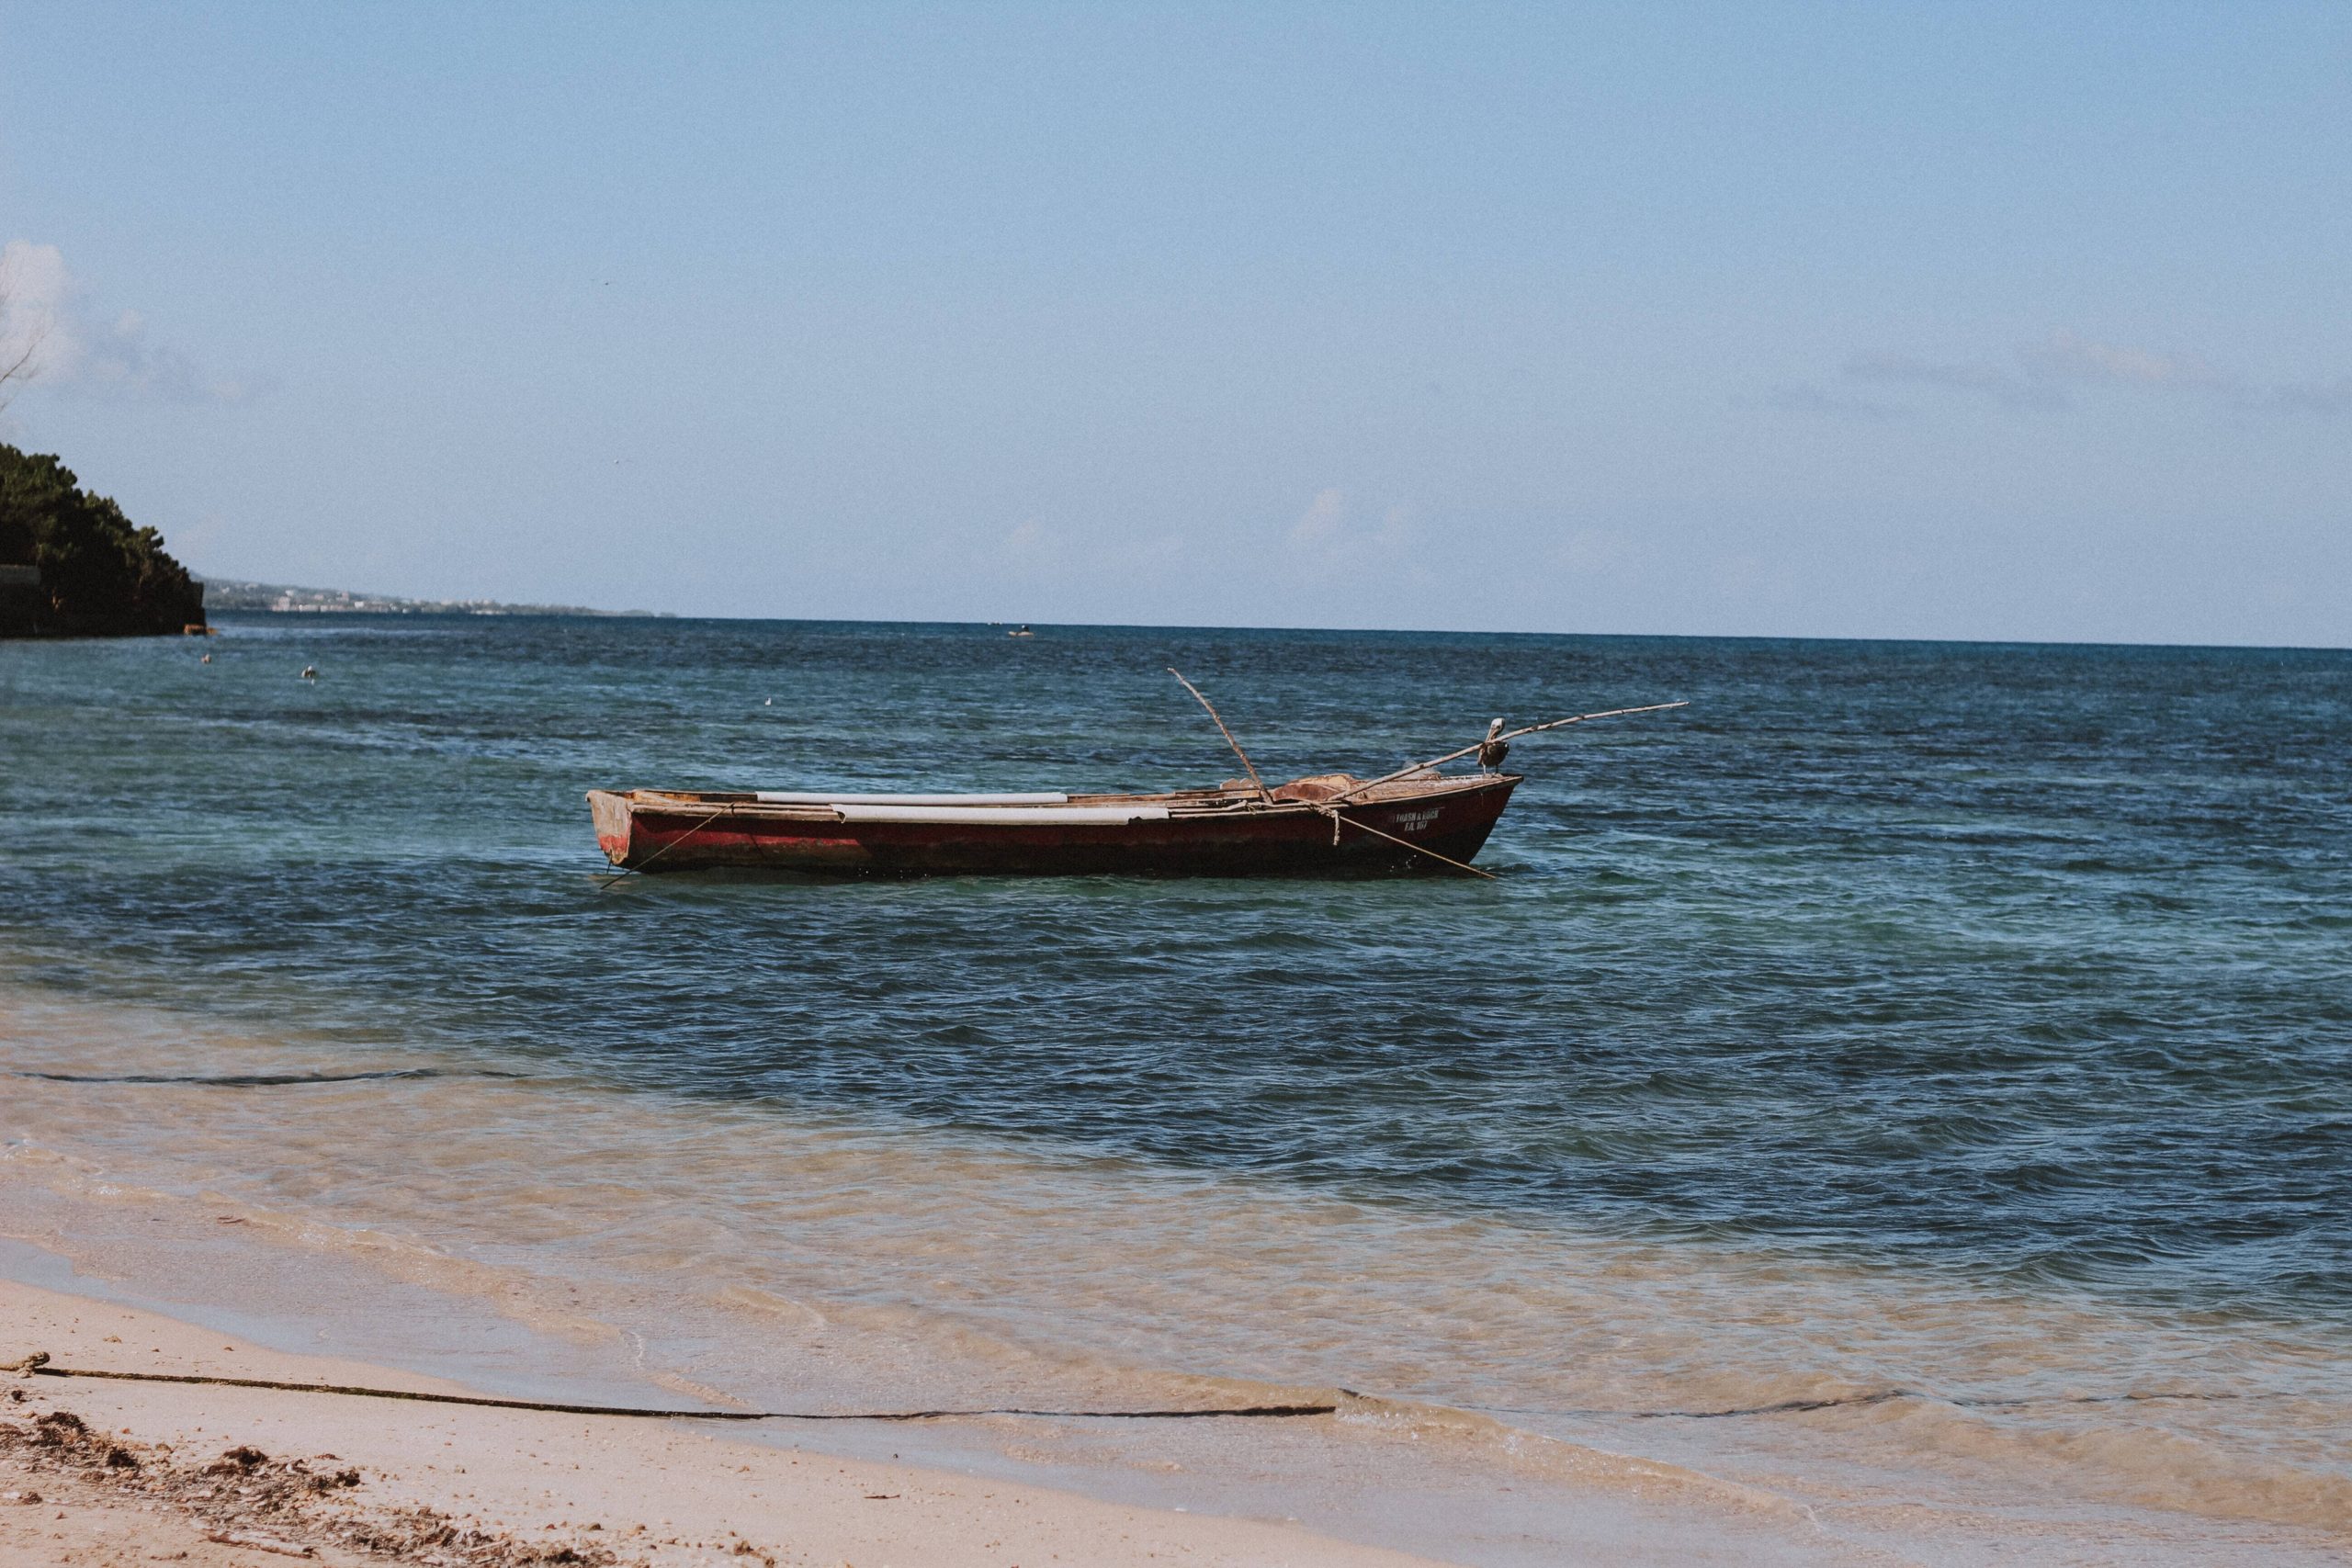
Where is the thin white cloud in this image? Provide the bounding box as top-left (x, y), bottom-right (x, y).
top-left (1817, 329), bottom-right (2342, 417)
top-left (2255, 378), bottom-right (2352, 415)
top-left (1004, 517), bottom-right (1048, 555)
top-left (1285, 488), bottom-right (1417, 581)
top-left (1289, 487), bottom-right (1349, 548)
top-left (1736, 383), bottom-right (1914, 422)
top-left (1843, 350), bottom-right (2065, 410)
top-left (0, 240), bottom-right (259, 406)
top-left (2018, 329), bottom-right (2219, 389)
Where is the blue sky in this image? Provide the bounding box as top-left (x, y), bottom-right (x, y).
top-left (3, 3), bottom-right (2346, 642)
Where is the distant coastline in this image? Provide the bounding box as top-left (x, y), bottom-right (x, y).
top-left (200, 578), bottom-right (669, 618)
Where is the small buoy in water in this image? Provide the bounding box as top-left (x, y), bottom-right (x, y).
top-left (300, 665), bottom-right (317, 681)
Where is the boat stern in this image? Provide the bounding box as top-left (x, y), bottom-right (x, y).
top-left (585, 790), bottom-right (636, 866)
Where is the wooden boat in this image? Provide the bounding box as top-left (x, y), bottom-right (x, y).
top-left (588, 770), bottom-right (1520, 878)
top-left (587, 691), bottom-right (1684, 881)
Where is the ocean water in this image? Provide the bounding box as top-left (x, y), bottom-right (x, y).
top-left (4, 615), bottom-right (2349, 1560)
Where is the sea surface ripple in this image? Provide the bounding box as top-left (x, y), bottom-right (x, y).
top-left (4, 617), bottom-right (2348, 1318)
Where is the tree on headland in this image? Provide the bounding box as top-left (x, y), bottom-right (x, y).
top-left (0, 266), bottom-right (206, 637)
top-left (0, 444), bottom-right (207, 637)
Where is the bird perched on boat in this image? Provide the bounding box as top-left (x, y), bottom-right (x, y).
top-left (1477, 717), bottom-right (1510, 771)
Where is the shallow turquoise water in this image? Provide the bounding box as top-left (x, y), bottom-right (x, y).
top-left (4, 615), bottom-right (2347, 1322)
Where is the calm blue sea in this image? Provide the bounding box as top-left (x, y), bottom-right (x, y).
top-left (6, 615), bottom-right (2346, 1324)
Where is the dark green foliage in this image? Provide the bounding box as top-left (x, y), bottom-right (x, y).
top-left (0, 443), bottom-right (205, 637)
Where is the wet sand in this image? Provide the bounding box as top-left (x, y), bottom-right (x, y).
top-left (0, 1235), bottom-right (1869, 1567)
top-left (6, 992), bottom-right (2348, 1564)
top-left (4, 1278), bottom-right (1460, 1568)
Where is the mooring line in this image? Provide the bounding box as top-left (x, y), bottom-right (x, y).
top-left (10, 1356), bottom-right (1331, 1423)
top-left (595, 807), bottom-right (728, 890)
top-left (1323, 808), bottom-right (1498, 879)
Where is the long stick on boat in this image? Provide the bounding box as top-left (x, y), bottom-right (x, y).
top-left (1167, 668), bottom-right (1272, 804)
top-left (1323, 701), bottom-right (1689, 807)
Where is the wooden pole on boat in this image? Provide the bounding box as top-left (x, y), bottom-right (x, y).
top-left (1168, 669), bottom-right (1273, 805)
top-left (1321, 701), bottom-right (1690, 807)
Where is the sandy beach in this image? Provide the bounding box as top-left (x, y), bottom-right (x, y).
top-left (6, 977), bottom-right (2349, 1567)
top-left (8, 2), bottom-right (2349, 1559)
top-left (5, 1278), bottom-right (1467, 1568)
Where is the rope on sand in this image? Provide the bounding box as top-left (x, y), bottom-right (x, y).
top-left (10, 1354), bottom-right (2281, 1426)
top-left (9, 1355), bottom-right (1335, 1422)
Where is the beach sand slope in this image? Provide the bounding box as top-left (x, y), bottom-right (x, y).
top-left (2, 1280), bottom-right (1452, 1567)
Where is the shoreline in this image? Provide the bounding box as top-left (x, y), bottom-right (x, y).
top-left (0, 1235), bottom-right (1842, 1568)
top-left (6, 991), bottom-right (2347, 1564)
top-left (1, 1273), bottom-right (1456, 1567)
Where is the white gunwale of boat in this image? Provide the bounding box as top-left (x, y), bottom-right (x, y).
top-left (828, 802), bottom-right (1173, 825)
top-left (752, 791), bottom-right (1071, 806)
top-left (619, 773), bottom-right (1515, 823)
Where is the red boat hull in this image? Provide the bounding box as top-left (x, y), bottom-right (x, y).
top-left (588, 777), bottom-right (1520, 878)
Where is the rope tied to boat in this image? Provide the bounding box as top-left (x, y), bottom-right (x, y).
top-left (595, 806), bottom-right (729, 890)
top-left (1318, 807), bottom-right (1498, 880)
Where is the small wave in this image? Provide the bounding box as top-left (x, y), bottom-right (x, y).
top-left (1470, 1384), bottom-right (2310, 1422)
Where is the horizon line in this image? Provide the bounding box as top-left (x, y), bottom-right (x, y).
top-left (204, 605), bottom-right (2352, 658)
